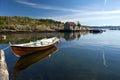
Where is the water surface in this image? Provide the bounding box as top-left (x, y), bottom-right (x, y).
top-left (0, 30), bottom-right (120, 80)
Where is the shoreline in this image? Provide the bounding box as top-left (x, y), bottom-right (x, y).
top-left (0, 29), bottom-right (91, 33)
top-left (0, 30), bottom-right (58, 34)
top-left (0, 30), bottom-right (87, 34)
top-left (0, 29), bottom-right (105, 34)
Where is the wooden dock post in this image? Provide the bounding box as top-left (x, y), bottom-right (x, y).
top-left (0, 50), bottom-right (9, 80)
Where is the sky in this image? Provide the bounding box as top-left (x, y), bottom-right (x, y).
top-left (1, 0), bottom-right (120, 26)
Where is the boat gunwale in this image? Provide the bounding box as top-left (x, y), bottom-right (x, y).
top-left (10, 37), bottom-right (59, 48)
top-left (10, 43), bottom-right (54, 48)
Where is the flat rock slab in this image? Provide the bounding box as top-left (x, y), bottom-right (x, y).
top-left (0, 50), bottom-right (9, 80)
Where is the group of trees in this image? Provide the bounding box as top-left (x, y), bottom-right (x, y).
top-left (0, 16), bottom-right (64, 31)
top-left (77, 21), bottom-right (81, 28)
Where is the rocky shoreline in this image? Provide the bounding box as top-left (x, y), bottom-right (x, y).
top-left (0, 30), bottom-right (57, 33)
top-left (0, 50), bottom-right (9, 80)
top-left (0, 29), bottom-right (91, 33)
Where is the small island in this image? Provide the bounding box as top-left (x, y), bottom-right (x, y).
top-left (0, 16), bottom-right (90, 33)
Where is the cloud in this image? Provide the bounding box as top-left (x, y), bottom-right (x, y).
top-left (16, 0), bottom-right (120, 25)
top-left (16, 0), bottom-right (36, 6)
top-left (104, 0), bottom-right (107, 5)
top-left (16, 0), bottom-right (84, 12)
top-left (16, 0), bottom-right (120, 15)
top-left (45, 13), bottom-right (120, 25)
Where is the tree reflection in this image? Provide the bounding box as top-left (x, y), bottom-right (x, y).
top-left (0, 31), bottom-right (90, 43)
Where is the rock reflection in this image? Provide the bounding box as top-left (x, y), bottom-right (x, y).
top-left (0, 31), bottom-right (104, 43)
top-left (0, 32), bottom-right (58, 44)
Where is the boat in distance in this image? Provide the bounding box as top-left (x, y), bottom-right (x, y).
top-left (90, 29), bottom-right (106, 33)
top-left (10, 37), bottom-right (60, 57)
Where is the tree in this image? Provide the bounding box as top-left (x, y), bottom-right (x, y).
top-left (77, 21), bottom-right (81, 28)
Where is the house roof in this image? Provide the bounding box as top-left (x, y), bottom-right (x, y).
top-left (65, 22), bottom-right (76, 27)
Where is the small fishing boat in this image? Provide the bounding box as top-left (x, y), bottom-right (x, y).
top-left (1, 35), bottom-right (6, 40)
top-left (10, 37), bottom-right (60, 57)
top-left (90, 29), bottom-right (105, 33)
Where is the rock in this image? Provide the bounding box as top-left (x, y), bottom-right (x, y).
top-left (0, 50), bottom-right (9, 80)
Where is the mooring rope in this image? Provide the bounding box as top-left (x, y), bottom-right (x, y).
top-left (0, 45), bottom-right (10, 51)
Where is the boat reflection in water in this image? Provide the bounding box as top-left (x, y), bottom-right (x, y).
top-left (13, 45), bottom-right (57, 71)
top-left (12, 45), bottom-right (57, 80)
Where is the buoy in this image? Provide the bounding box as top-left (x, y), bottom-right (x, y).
top-left (1, 35), bottom-right (6, 40)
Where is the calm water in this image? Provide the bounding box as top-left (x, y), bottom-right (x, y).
top-left (0, 30), bottom-right (120, 80)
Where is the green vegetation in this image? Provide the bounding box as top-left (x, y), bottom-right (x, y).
top-left (0, 16), bottom-right (64, 32)
top-left (77, 21), bottom-right (81, 28)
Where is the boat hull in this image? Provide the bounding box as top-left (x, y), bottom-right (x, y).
top-left (10, 44), bottom-right (54, 57)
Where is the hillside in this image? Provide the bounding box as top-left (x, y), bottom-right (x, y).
top-left (0, 16), bottom-right (64, 32)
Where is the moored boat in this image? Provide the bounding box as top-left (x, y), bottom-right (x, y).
top-left (90, 29), bottom-right (105, 33)
top-left (10, 37), bottom-right (60, 57)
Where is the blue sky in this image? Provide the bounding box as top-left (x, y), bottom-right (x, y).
top-left (1, 0), bottom-right (120, 26)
